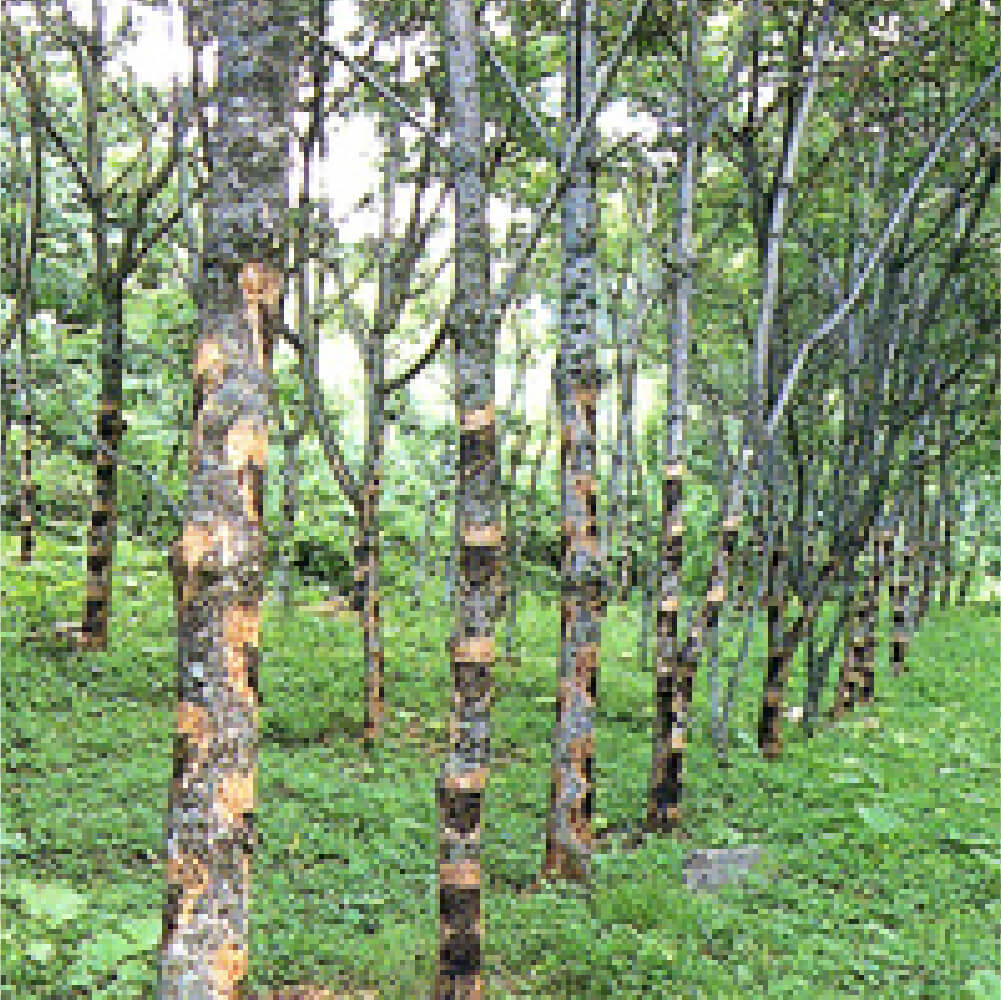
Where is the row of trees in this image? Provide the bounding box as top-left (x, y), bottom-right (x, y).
top-left (4, 0), bottom-right (999, 995)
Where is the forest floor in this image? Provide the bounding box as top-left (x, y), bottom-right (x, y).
top-left (3, 532), bottom-right (1000, 998)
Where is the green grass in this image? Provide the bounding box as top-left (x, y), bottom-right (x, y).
top-left (3, 531), bottom-right (999, 998)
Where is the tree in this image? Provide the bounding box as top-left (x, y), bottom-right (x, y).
top-left (10, 0), bottom-right (185, 649)
top-left (543, 0), bottom-right (601, 883)
top-left (435, 0), bottom-right (497, 994)
top-left (158, 1), bottom-right (290, 994)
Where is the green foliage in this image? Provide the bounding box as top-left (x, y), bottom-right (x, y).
top-left (4, 528), bottom-right (999, 997)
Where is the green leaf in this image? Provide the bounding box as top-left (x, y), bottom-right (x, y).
top-left (963, 970), bottom-right (1001, 1000)
top-left (27, 939), bottom-right (54, 963)
top-left (123, 915), bottom-right (161, 950)
top-left (856, 806), bottom-right (900, 836)
top-left (78, 930), bottom-right (139, 969)
top-left (23, 880), bottom-right (88, 925)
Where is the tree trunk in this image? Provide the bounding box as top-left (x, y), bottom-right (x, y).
top-left (158, 2), bottom-right (289, 994)
top-left (939, 444), bottom-right (953, 608)
top-left (619, 295), bottom-right (637, 600)
top-left (648, 4), bottom-right (697, 832)
top-left (356, 462), bottom-right (383, 743)
top-left (544, 0), bottom-right (600, 884)
top-left (17, 78), bottom-right (42, 565)
top-left (758, 526), bottom-right (788, 758)
top-left (436, 1), bottom-right (496, 995)
top-left (278, 426), bottom-right (299, 608)
top-left (956, 491), bottom-right (978, 604)
top-left (891, 515), bottom-right (913, 676)
top-left (916, 470), bottom-right (931, 624)
top-left (80, 288), bottom-right (125, 649)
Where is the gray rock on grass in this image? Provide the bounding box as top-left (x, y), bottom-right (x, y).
top-left (682, 845), bottom-right (762, 893)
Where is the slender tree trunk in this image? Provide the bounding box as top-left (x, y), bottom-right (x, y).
top-left (619, 302), bottom-right (637, 600)
top-left (544, 0), bottom-right (600, 883)
top-left (648, 3), bottom-right (697, 831)
top-left (939, 442), bottom-right (953, 608)
top-left (18, 83), bottom-right (42, 565)
top-left (956, 491), bottom-right (978, 604)
top-left (605, 283), bottom-right (624, 596)
top-left (758, 524), bottom-right (788, 757)
top-left (81, 287), bottom-right (125, 648)
top-left (436, 1), bottom-right (496, 994)
top-left (77, 0), bottom-right (121, 650)
top-left (892, 512), bottom-right (913, 676)
top-left (833, 537), bottom-right (874, 717)
top-left (278, 426), bottom-right (299, 607)
top-left (357, 451), bottom-right (383, 742)
top-left (639, 437), bottom-right (656, 676)
top-left (158, 2), bottom-right (289, 994)
top-left (916, 469), bottom-right (930, 624)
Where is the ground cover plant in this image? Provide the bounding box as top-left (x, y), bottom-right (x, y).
top-left (3, 531), bottom-right (998, 998)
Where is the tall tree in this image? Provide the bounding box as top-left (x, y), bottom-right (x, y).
top-left (14, 35), bottom-right (42, 564)
top-left (158, 1), bottom-right (290, 994)
top-left (648, 0), bottom-right (697, 833)
top-left (11, 0), bottom-right (185, 648)
top-left (544, 0), bottom-right (601, 882)
top-left (436, 0), bottom-right (497, 994)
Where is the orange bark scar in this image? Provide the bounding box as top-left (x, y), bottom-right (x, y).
top-left (226, 419), bottom-right (267, 520)
top-left (180, 523), bottom-right (216, 575)
top-left (239, 263), bottom-right (281, 368)
top-left (440, 859), bottom-right (481, 887)
top-left (444, 767), bottom-right (489, 792)
top-left (177, 701), bottom-right (211, 758)
top-left (452, 636), bottom-right (495, 663)
top-left (211, 935), bottom-right (249, 1000)
top-left (223, 603), bottom-right (260, 703)
top-left (226, 418), bottom-right (267, 472)
top-left (194, 339), bottom-right (224, 385)
top-left (215, 769), bottom-right (255, 827)
top-left (460, 402), bottom-right (495, 432)
top-left (167, 852), bottom-right (210, 928)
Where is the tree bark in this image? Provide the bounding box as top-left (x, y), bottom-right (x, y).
top-left (436, 1), bottom-right (496, 995)
top-left (891, 512), bottom-right (913, 676)
top-left (544, 0), bottom-right (601, 884)
top-left (81, 288), bottom-right (125, 648)
top-left (648, 2), bottom-right (697, 832)
top-left (158, 2), bottom-right (289, 995)
top-left (17, 70), bottom-right (42, 565)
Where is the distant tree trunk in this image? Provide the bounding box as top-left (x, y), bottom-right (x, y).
top-left (860, 525), bottom-right (891, 705)
top-left (17, 79), bottom-right (42, 564)
top-left (81, 287), bottom-right (125, 648)
top-left (544, 0), bottom-right (600, 883)
top-left (758, 524), bottom-right (788, 757)
top-left (939, 441), bottom-right (953, 607)
top-left (639, 436), bottom-right (656, 676)
top-left (648, 2), bottom-right (696, 832)
top-left (508, 393), bottom-right (555, 658)
top-left (356, 107), bottom-right (401, 741)
top-left (79, 0), bottom-right (118, 650)
top-left (956, 490), bottom-right (978, 604)
top-left (891, 509), bottom-right (913, 676)
top-left (158, 1), bottom-right (289, 994)
top-left (832, 538), bottom-right (872, 717)
top-left (916, 469), bottom-right (931, 624)
top-left (605, 281), bottom-right (624, 595)
top-left (436, 0), bottom-right (496, 995)
top-left (502, 322), bottom-right (527, 663)
top-left (356, 449), bottom-right (383, 741)
top-left (619, 290), bottom-right (638, 600)
top-left (278, 424), bottom-right (300, 608)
